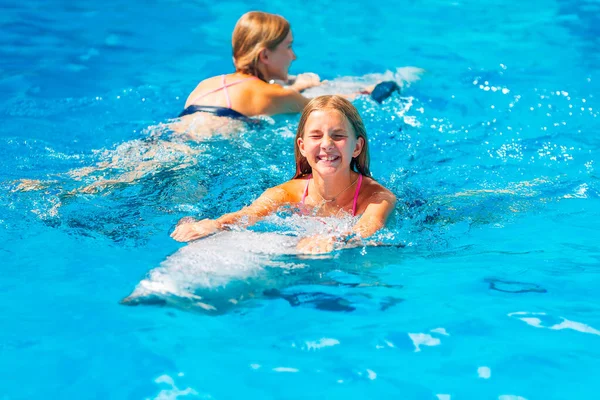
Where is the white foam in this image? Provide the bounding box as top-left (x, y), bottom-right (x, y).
top-left (402, 115), bottom-right (421, 127)
top-left (273, 367), bottom-right (299, 373)
top-left (564, 183), bottom-right (588, 198)
top-left (499, 396), bottom-right (527, 400)
top-left (430, 328), bottom-right (450, 336)
top-left (550, 319), bottom-right (600, 336)
top-left (366, 369), bottom-right (377, 380)
top-left (155, 375), bottom-right (174, 385)
top-left (195, 302), bottom-right (217, 311)
top-left (279, 213), bottom-right (358, 237)
top-left (519, 317), bottom-right (544, 328)
top-left (436, 395), bottom-right (451, 400)
top-left (250, 364), bottom-right (261, 370)
top-left (509, 311), bottom-right (544, 316)
top-left (509, 312), bottom-right (600, 336)
top-left (477, 366), bottom-right (491, 379)
top-left (302, 67), bottom-right (424, 98)
top-left (153, 387), bottom-right (197, 400)
top-left (408, 333), bottom-right (441, 352)
top-left (306, 338), bottom-right (340, 350)
top-left (152, 374), bottom-right (199, 400)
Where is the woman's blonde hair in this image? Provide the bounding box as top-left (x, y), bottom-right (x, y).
top-left (232, 11), bottom-right (290, 81)
top-left (293, 95), bottom-right (371, 179)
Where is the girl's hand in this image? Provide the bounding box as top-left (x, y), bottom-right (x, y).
top-left (291, 73), bottom-right (321, 92)
top-left (170, 218), bottom-right (221, 242)
top-left (296, 234), bottom-right (337, 254)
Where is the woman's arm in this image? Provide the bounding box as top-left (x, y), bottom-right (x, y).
top-left (287, 73), bottom-right (321, 92)
top-left (296, 190), bottom-right (397, 254)
top-left (258, 76), bottom-right (390, 116)
top-left (171, 187), bottom-right (290, 242)
top-left (259, 84), bottom-right (312, 115)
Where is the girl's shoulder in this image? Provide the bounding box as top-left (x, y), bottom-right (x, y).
top-left (360, 176), bottom-right (396, 203)
top-left (275, 177), bottom-right (310, 202)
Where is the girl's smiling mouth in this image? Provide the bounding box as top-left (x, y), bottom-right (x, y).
top-left (317, 155), bottom-right (340, 162)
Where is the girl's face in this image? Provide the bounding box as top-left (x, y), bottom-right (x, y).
top-left (297, 109), bottom-right (364, 177)
top-left (261, 31), bottom-right (296, 81)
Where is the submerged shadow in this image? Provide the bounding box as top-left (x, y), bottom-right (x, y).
top-left (485, 278), bottom-right (548, 294)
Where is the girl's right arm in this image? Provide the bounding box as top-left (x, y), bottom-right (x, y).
top-left (170, 187), bottom-right (290, 242)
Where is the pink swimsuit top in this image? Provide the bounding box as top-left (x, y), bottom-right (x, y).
top-left (189, 75), bottom-right (259, 108)
top-left (300, 174), bottom-right (363, 216)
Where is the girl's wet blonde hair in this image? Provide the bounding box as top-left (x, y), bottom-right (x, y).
top-left (293, 95), bottom-right (372, 179)
top-left (232, 11), bottom-right (290, 81)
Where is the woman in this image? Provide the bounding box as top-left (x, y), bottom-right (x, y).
top-left (177, 11), bottom-right (321, 125)
top-left (171, 95), bottom-right (397, 254)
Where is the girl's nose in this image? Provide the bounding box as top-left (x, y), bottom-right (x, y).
top-left (321, 136), bottom-right (334, 149)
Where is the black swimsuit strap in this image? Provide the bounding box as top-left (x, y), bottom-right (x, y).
top-left (179, 105), bottom-right (254, 123)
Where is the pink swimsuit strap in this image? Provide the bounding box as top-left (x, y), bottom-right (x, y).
top-left (301, 175), bottom-right (312, 204)
top-left (301, 174), bottom-right (363, 216)
top-left (351, 174), bottom-right (363, 216)
top-left (189, 75), bottom-right (258, 108)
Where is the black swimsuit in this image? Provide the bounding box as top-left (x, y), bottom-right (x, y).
top-left (180, 75), bottom-right (259, 124)
top-left (179, 105), bottom-right (255, 123)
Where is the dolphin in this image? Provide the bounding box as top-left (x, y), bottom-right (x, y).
top-left (120, 230), bottom-right (404, 314)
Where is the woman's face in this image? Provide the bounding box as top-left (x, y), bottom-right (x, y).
top-left (297, 109), bottom-right (364, 177)
top-left (262, 31), bottom-right (296, 81)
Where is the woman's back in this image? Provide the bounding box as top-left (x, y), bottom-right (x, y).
top-left (183, 72), bottom-right (311, 118)
top-left (184, 74), bottom-right (260, 115)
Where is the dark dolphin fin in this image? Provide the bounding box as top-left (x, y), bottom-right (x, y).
top-left (371, 81), bottom-right (401, 103)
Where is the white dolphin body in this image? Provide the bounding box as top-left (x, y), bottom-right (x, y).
top-left (121, 231), bottom-right (305, 310)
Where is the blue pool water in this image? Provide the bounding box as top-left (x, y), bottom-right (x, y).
top-left (1, 0), bottom-right (599, 398)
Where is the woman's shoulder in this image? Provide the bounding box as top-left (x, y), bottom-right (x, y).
top-left (185, 75), bottom-right (222, 107)
top-left (185, 74), bottom-right (265, 106)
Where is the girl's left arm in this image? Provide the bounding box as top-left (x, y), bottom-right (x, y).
top-left (351, 191), bottom-right (397, 238)
top-left (296, 191), bottom-right (397, 254)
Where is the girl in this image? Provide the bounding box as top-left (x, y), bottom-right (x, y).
top-left (171, 95), bottom-right (397, 254)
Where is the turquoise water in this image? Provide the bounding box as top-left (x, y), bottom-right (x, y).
top-left (1, 0), bottom-right (599, 399)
